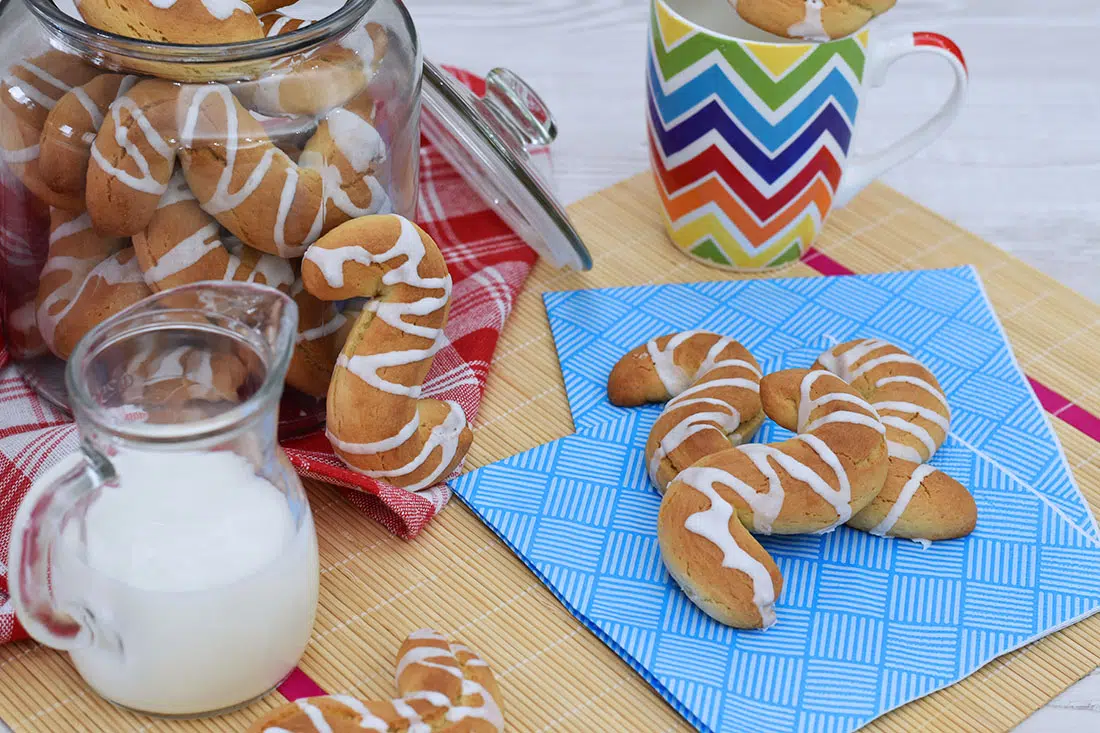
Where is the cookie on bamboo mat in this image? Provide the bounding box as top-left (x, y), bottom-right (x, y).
top-left (248, 629), bottom-right (505, 732)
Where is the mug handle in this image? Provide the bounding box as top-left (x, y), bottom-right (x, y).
top-left (834, 32), bottom-right (969, 208)
top-left (7, 448), bottom-right (115, 651)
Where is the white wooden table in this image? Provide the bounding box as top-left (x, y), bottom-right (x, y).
top-left (411, 0), bottom-right (1100, 730)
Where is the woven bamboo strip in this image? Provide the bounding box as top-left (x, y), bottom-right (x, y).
top-left (0, 174), bottom-right (1097, 731)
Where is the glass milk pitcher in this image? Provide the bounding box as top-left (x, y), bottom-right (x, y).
top-left (7, 282), bottom-right (319, 718)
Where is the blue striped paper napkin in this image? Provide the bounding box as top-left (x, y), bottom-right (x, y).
top-left (449, 266), bottom-right (1100, 733)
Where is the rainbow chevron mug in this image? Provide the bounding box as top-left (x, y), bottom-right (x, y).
top-left (648, 0), bottom-right (968, 270)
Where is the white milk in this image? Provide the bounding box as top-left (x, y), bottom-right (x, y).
top-left (56, 448), bottom-right (319, 716)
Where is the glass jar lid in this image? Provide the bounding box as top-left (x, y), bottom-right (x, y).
top-left (421, 59), bottom-right (592, 271)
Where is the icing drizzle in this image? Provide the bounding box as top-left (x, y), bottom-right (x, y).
top-left (643, 333), bottom-right (763, 487)
top-left (305, 216), bottom-right (465, 492)
top-left (871, 463), bottom-right (938, 536)
top-left (295, 700), bottom-right (334, 733)
top-left (394, 643), bottom-right (462, 682)
top-left (297, 311), bottom-right (346, 343)
top-left (648, 399), bottom-right (743, 487)
top-left (37, 214), bottom-right (124, 350)
top-left (676, 369), bottom-right (882, 535)
top-left (446, 679), bottom-right (506, 730)
top-left (679, 469), bottom-right (777, 628)
top-left (797, 369), bottom-right (885, 435)
top-left (143, 221), bottom-right (222, 282)
top-left (0, 144), bottom-right (39, 164)
top-left (645, 330), bottom-right (705, 395)
top-left (91, 95), bottom-right (172, 196)
top-left (140, 176), bottom-right (294, 292)
top-left (788, 0), bottom-right (829, 41)
top-left (2, 60), bottom-right (73, 111)
top-left (327, 695), bottom-right (387, 731)
top-left (70, 75), bottom-right (136, 132)
top-left (817, 339), bottom-right (951, 462)
top-left (146, 0), bottom-right (252, 21)
top-left (328, 401), bottom-right (466, 491)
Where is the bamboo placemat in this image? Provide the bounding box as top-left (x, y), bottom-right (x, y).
top-left (1, 175), bottom-right (1098, 732)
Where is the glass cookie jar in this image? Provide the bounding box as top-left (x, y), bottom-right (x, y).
top-left (0, 0), bottom-right (590, 434)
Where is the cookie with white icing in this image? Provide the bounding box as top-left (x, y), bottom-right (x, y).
top-left (0, 51), bottom-right (99, 211)
top-left (659, 478), bottom-right (784, 629)
top-left (39, 74), bottom-right (138, 205)
top-left (50, 248), bottom-right (153, 361)
top-left (76, 0), bottom-right (265, 45)
top-left (732, 0), bottom-right (896, 41)
top-left (847, 457), bottom-right (977, 541)
top-left (814, 338), bottom-right (950, 464)
top-left (659, 368), bottom-right (888, 628)
top-left (121, 343), bottom-right (250, 407)
top-left (85, 78), bottom-right (185, 237)
top-left (247, 628), bottom-right (505, 733)
top-left (813, 339), bottom-right (977, 541)
top-left (238, 16), bottom-right (389, 118)
top-left (133, 173), bottom-right (294, 293)
top-left (35, 208), bottom-right (129, 359)
top-left (608, 331), bottom-right (765, 491)
top-left (301, 214), bottom-right (473, 491)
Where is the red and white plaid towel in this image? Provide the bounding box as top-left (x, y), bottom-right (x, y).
top-left (0, 69), bottom-right (540, 645)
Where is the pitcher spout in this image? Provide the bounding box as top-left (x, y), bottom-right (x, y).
top-left (186, 282), bottom-right (299, 379)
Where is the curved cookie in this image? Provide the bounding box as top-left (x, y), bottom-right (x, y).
top-left (0, 51), bottom-right (99, 210)
top-left (239, 16), bottom-right (389, 117)
top-left (35, 208), bottom-right (129, 359)
top-left (609, 331), bottom-right (765, 491)
top-left (247, 628), bottom-right (504, 732)
top-left (302, 214), bottom-right (473, 491)
top-left (814, 338), bottom-right (950, 464)
top-left (660, 368), bottom-right (888, 628)
top-left (133, 173), bottom-right (294, 293)
top-left (39, 74), bottom-right (138, 204)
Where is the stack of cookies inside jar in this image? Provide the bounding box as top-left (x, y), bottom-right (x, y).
top-left (0, 0), bottom-right (420, 410)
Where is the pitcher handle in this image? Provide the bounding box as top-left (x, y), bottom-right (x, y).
top-left (7, 447), bottom-right (114, 651)
top-left (834, 32), bottom-right (969, 208)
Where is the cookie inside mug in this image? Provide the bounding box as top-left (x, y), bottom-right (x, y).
top-left (664, 0), bottom-right (808, 43)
